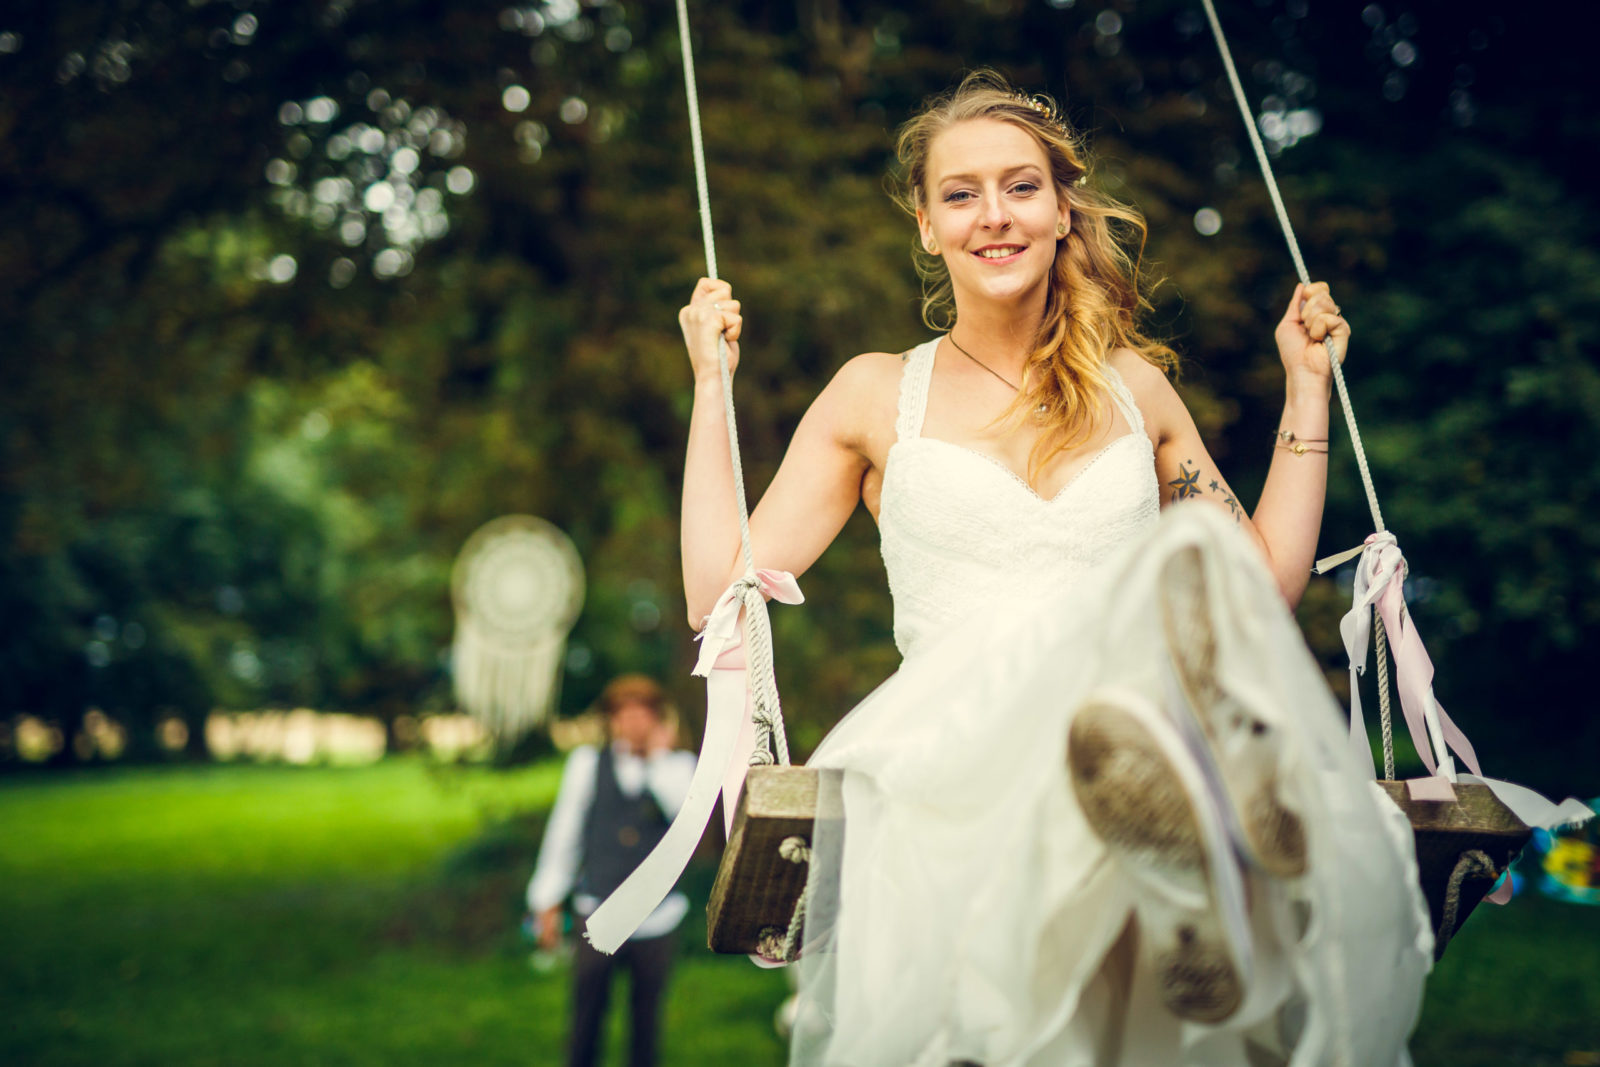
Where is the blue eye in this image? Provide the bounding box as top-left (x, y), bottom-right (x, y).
top-left (1011, 182), bottom-right (1038, 195)
top-left (943, 190), bottom-right (975, 203)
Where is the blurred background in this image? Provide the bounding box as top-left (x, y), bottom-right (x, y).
top-left (2, 0), bottom-right (1596, 1064)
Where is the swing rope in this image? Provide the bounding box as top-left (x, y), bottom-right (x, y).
top-left (675, 0), bottom-right (790, 769)
top-left (677, 0), bottom-right (807, 963)
top-left (1202, 3), bottom-right (1593, 846)
top-left (588, 0), bottom-right (1590, 962)
top-left (1198, 0), bottom-right (1400, 780)
top-left (581, 0), bottom-right (802, 958)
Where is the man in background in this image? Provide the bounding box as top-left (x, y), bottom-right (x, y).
top-left (527, 674), bottom-right (696, 1067)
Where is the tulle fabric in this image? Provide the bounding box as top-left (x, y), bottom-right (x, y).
top-left (790, 504), bottom-right (1432, 1066)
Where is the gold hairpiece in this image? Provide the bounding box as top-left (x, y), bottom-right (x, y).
top-left (1011, 91), bottom-right (1067, 134)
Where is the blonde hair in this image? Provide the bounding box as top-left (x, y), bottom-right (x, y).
top-left (895, 70), bottom-right (1177, 474)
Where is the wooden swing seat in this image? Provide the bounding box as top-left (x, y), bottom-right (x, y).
top-left (707, 765), bottom-right (821, 955)
top-left (1375, 780), bottom-right (1531, 959)
top-left (706, 769), bottom-right (1532, 960)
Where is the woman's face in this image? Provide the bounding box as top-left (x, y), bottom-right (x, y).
top-left (917, 117), bottom-right (1068, 310)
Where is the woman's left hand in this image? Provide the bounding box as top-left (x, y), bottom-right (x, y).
top-left (1275, 281), bottom-right (1349, 387)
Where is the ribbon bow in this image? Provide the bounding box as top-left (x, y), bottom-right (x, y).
top-left (584, 569), bottom-right (802, 955)
top-left (1320, 533), bottom-right (1592, 865)
top-left (1331, 532), bottom-right (1480, 799)
top-left (693, 569), bottom-right (804, 678)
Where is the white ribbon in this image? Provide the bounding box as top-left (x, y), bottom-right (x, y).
top-left (1336, 533), bottom-right (1457, 783)
top-left (583, 569), bottom-right (801, 954)
top-left (1330, 533), bottom-right (1593, 836)
top-left (692, 569), bottom-right (803, 678)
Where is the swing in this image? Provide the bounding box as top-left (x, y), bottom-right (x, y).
top-left (587, 0), bottom-right (1591, 967)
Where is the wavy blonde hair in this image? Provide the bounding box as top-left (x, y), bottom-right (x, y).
top-left (895, 70), bottom-right (1177, 473)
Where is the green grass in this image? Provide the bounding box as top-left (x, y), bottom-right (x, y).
top-left (1414, 892), bottom-right (1600, 1066)
top-left (1, 761), bottom-right (1595, 1066)
top-left (0, 761), bottom-right (788, 1066)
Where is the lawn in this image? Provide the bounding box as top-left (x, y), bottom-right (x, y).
top-left (1, 761), bottom-right (1594, 1066)
top-left (0, 761), bottom-right (788, 1066)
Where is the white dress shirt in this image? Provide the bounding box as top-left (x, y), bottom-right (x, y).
top-left (527, 742), bottom-right (698, 940)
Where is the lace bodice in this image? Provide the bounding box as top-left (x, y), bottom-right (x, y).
top-left (879, 337), bottom-right (1161, 658)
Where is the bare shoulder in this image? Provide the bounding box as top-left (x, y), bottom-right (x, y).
top-left (829, 350), bottom-right (906, 395)
top-left (815, 350), bottom-right (904, 419)
top-left (1107, 347), bottom-right (1184, 437)
top-left (809, 350), bottom-right (904, 443)
top-left (1107, 347), bottom-right (1176, 397)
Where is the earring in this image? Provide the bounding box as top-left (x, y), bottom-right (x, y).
top-left (1056, 221), bottom-right (1068, 238)
top-left (925, 241), bottom-right (940, 255)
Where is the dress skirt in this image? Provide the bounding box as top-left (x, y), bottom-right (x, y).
top-left (788, 504), bottom-right (1433, 1067)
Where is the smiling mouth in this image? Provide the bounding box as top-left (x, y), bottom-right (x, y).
top-left (975, 246), bottom-right (1025, 259)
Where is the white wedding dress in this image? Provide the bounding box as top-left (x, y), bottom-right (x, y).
top-left (788, 337), bottom-right (1434, 1066)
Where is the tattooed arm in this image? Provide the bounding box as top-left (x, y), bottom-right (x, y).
top-left (1111, 341), bottom-right (1338, 607)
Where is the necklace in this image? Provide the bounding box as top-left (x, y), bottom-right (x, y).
top-left (947, 334), bottom-right (1049, 415)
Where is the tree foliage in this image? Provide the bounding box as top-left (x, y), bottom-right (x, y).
top-left (1, 0), bottom-right (1594, 790)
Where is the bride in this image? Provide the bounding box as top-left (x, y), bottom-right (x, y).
top-left (678, 71), bottom-right (1431, 1066)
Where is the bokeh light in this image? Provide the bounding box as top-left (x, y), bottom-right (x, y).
top-left (502, 84), bottom-right (531, 112)
top-left (559, 96), bottom-right (588, 124)
top-left (268, 254), bottom-right (298, 283)
top-left (267, 88), bottom-right (471, 283)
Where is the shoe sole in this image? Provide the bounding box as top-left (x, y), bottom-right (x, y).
top-left (1068, 692), bottom-right (1248, 1024)
top-left (1160, 546), bottom-right (1308, 879)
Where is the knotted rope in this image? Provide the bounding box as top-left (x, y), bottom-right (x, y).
top-left (755, 835), bottom-right (813, 963)
top-left (581, 2), bottom-right (800, 956)
top-left (1199, 0), bottom-right (1400, 779)
top-left (676, 0), bottom-right (813, 966)
top-left (675, 0), bottom-right (790, 769)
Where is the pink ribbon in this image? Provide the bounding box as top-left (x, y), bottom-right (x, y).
top-left (583, 569), bottom-right (801, 954)
top-left (692, 569), bottom-right (804, 679)
top-left (1339, 532), bottom-right (1480, 802)
top-left (1333, 532), bottom-right (1593, 889)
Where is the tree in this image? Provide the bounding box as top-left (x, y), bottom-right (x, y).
top-left (2, 1), bottom-right (1594, 790)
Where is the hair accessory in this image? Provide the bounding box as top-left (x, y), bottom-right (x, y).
top-left (1011, 91), bottom-right (1068, 135)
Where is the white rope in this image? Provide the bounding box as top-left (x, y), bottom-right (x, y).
top-left (1199, 0), bottom-right (1384, 535)
top-left (778, 835), bottom-right (812, 962)
top-left (674, 0), bottom-right (790, 767)
top-left (1199, 0), bottom-right (1396, 776)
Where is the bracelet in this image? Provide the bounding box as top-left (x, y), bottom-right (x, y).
top-left (1274, 429), bottom-right (1328, 455)
top-left (1273, 429), bottom-right (1328, 445)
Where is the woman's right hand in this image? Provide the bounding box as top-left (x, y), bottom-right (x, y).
top-left (679, 277), bottom-right (742, 385)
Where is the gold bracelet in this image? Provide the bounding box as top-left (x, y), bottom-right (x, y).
top-left (1275, 440), bottom-right (1328, 455)
top-left (1273, 429), bottom-right (1328, 446)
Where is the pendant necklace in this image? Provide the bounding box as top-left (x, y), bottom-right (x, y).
top-left (947, 334), bottom-right (1049, 415)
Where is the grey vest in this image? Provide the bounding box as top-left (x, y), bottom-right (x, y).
top-left (577, 747), bottom-right (671, 900)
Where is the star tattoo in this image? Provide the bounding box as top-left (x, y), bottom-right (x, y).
top-left (1206, 477), bottom-right (1242, 519)
top-left (1168, 462), bottom-right (1201, 500)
